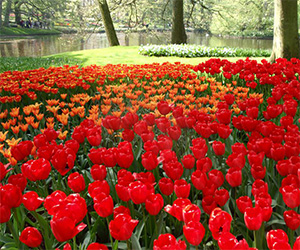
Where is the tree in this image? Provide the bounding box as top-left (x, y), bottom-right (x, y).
top-left (0, 0), bottom-right (3, 28)
top-left (97, 0), bottom-right (119, 46)
top-left (270, 0), bottom-right (300, 62)
top-left (4, 0), bottom-right (13, 27)
top-left (171, 0), bottom-right (187, 44)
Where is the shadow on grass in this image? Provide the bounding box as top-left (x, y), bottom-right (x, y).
top-left (0, 55), bottom-right (88, 73)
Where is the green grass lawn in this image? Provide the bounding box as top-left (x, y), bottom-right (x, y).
top-left (47, 46), bottom-right (266, 66)
top-left (0, 27), bottom-right (61, 36)
top-left (0, 46), bottom-right (267, 72)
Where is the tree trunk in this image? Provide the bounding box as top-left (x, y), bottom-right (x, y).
top-left (14, 1), bottom-right (22, 25)
top-left (171, 0), bottom-right (187, 44)
top-left (269, 0), bottom-right (300, 62)
top-left (97, 0), bottom-right (120, 46)
top-left (0, 0), bottom-right (3, 28)
top-left (4, 0), bottom-right (13, 27)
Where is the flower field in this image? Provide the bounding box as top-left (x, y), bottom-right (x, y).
top-left (0, 58), bottom-right (300, 250)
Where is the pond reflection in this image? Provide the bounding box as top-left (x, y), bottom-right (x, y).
top-left (0, 32), bottom-right (273, 57)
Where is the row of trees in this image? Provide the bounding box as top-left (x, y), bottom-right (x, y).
top-left (0, 0), bottom-right (299, 61)
top-left (97, 0), bottom-right (299, 61)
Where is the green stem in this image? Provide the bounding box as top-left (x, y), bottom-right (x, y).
top-left (127, 239), bottom-right (131, 250)
top-left (142, 205), bottom-right (148, 248)
top-left (7, 220), bottom-right (20, 248)
top-left (106, 217), bottom-right (114, 248)
top-left (73, 235), bottom-right (77, 250)
top-left (288, 228), bottom-right (294, 248)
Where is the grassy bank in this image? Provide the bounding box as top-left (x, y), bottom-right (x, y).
top-left (0, 46), bottom-right (266, 72)
top-left (0, 27), bottom-right (61, 37)
top-left (48, 46), bottom-right (266, 65)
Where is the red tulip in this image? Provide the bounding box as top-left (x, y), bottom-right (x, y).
top-left (293, 236), bottom-right (300, 250)
top-left (158, 177), bottom-right (174, 196)
top-left (216, 109), bottom-right (232, 125)
top-left (174, 179), bottom-right (190, 198)
top-left (19, 227), bottom-right (42, 248)
top-left (252, 179), bottom-right (268, 197)
top-left (68, 172), bottom-right (86, 193)
top-left (251, 164), bottom-right (266, 180)
top-left (153, 233), bottom-right (186, 250)
top-left (94, 193), bottom-right (114, 218)
top-left (183, 221), bottom-right (205, 246)
top-left (109, 213), bottom-right (139, 241)
top-left (121, 112), bottom-right (138, 129)
top-left (157, 100), bottom-right (171, 115)
top-left (90, 164), bottom-right (107, 181)
top-left (44, 190), bottom-right (67, 215)
top-left (181, 154), bottom-right (195, 169)
top-left (236, 196), bottom-right (253, 214)
top-left (208, 169), bottom-right (224, 188)
top-left (87, 243), bottom-right (108, 250)
top-left (217, 124), bottom-right (232, 139)
top-left (226, 153), bottom-right (245, 169)
top-left (226, 167), bottom-right (242, 187)
top-left (182, 204), bottom-right (201, 224)
top-left (196, 157), bottom-right (212, 173)
top-left (21, 158), bottom-right (52, 181)
top-left (164, 198), bottom-right (191, 221)
top-left (0, 162), bottom-right (11, 181)
top-left (283, 210), bottom-right (300, 230)
top-left (167, 125), bottom-right (181, 140)
top-left (7, 173), bottom-right (27, 192)
top-left (51, 147), bottom-right (76, 176)
top-left (129, 181), bottom-right (148, 204)
top-left (209, 208), bottom-right (232, 240)
top-left (217, 232), bottom-right (238, 250)
top-left (88, 180), bottom-right (110, 199)
top-left (145, 193), bottom-right (164, 215)
top-left (115, 181), bottom-right (131, 202)
top-left (191, 170), bottom-right (207, 190)
top-left (202, 195), bottom-right (217, 215)
top-left (244, 206), bottom-right (263, 231)
top-left (163, 160), bottom-right (184, 180)
top-left (102, 115), bottom-right (121, 131)
top-left (23, 191), bottom-right (44, 211)
top-left (266, 229), bottom-right (289, 250)
top-left (113, 205), bottom-right (131, 219)
top-left (0, 184), bottom-right (22, 208)
top-left (51, 216), bottom-right (86, 242)
top-left (280, 185), bottom-right (300, 208)
top-left (102, 148), bottom-right (117, 168)
top-left (212, 141), bottom-right (225, 156)
top-left (116, 142), bottom-right (134, 169)
top-left (141, 151), bottom-right (158, 171)
top-left (11, 140), bottom-right (33, 161)
top-left (0, 204), bottom-right (11, 223)
top-left (143, 113), bottom-right (155, 126)
top-left (214, 189), bottom-right (229, 207)
top-left (122, 129), bottom-right (135, 142)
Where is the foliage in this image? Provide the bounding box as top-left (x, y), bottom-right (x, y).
top-left (139, 44), bottom-right (271, 58)
top-left (210, 0), bottom-right (274, 37)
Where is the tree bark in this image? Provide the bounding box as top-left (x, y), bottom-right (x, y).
top-left (14, 1), bottom-right (22, 25)
top-left (270, 0), bottom-right (300, 62)
top-left (0, 0), bottom-right (3, 28)
top-left (97, 0), bottom-right (120, 46)
top-left (4, 0), bottom-right (13, 27)
top-left (171, 0), bottom-right (187, 44)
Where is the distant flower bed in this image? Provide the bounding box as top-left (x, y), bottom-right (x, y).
top-left (139, 44), bottom-right (271, 58)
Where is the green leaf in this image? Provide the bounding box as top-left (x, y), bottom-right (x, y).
top-left (131, 234), bottom-right (142, 250)
top-left (0, 235), bottom-right (14, 244)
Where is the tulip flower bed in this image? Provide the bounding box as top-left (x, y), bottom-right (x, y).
top-left (0, 58), bottom-right (300, 250)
